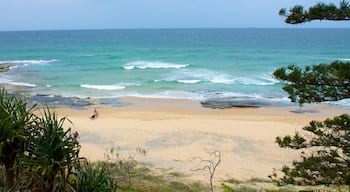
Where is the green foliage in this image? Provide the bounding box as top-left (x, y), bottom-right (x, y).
top-left (17, 108), bottom-right (80, 191)
top-left (280, 0), bottom-right (350, 24)
top-left (0, 166), bottom-right (5, 190)
top-left (273, 114), bottom-right (350, 186)
top-left (0, 88), bottom-right (34, 189)
top-left (70, 162), bottom-right (115, 192)
top-left (168, 171), bottom-right (186, 177)
top-left (104, 146), bottom-right (148, 190)
top-left (0, 89), bottom-right (32, 160)
top-left (223, 178), bottom-right (241, 185)
top-left (169, 181), bottom-right (191, 191)
top-left (273, 61), bottom-right (350, 106)
top-left (221, 183), bottom-right (235, 192)
top-left (106, 160), bottom-right (206, 192)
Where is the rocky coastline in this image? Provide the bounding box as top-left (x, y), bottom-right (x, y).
top-left (0, 64), bottom-right (11, 72)
top-left (26, 94), bottom-right (124, 110)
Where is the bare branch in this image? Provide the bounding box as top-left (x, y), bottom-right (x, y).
top-left (177, 149), bottom-right (221, 192)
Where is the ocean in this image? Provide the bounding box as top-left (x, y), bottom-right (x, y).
top-left (0, 28), bottom-right (350, 106)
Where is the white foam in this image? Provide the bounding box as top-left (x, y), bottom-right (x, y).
top-left (4, 81), bottom-right (36, 87)
top-left (237, 77), bottom-right (278, 86)
top-left (210, 76), bottom-right (235, 84)
top-left (177, 80), bottom-right (202, 84)
top-left (169, 68), bottom-right (235, 84)
top-left (9, 65), bottom-right (19, 70)
top-left (123, 66), bottom-right (135, 70)
top-left (123, 61), bottom-right (188, 70)
top-left (122, 91), bottom-right (205, 100)
top-left (326, 98), bottom-right (350, 106)
top-left (0, 59), bottom-right (57, 70)
top-left (174, 68), bottom-right (220, 80)
top-left (0, 59), bottom-right (57, 65)
top-left (81, 84), bottom-right (125, 90)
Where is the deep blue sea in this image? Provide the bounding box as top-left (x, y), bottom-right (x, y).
top-left (0, 29), bottom-right (349, 105)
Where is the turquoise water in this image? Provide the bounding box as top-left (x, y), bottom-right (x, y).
top-left (0, 29), bottom-right (349, 105)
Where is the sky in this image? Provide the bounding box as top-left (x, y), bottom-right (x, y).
top-left (0, 0), bottom-right (349, 31)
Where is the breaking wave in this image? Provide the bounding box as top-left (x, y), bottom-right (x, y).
top-left (0, 59), bottom-right (58, 69)
top-left (3, 81), bottom-right (36, 87)
top-left (0, 59), bottom-right (57, 65)
top-left (236, 74), bottom-right (279, 86)
top-left (81, 84), bottom-right (125, 90)
top-left (123, 61), bottom-right (188, 70)
top-left (177, 80), bottom-right (202, 84)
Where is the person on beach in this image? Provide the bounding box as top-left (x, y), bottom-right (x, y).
top-left (73, 131), bottom-right (79, 140)
top-left (90, 108), bottom-right (99, 119)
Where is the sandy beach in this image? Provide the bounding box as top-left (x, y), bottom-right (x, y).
top-left (47, 97), bottom-right (349, 183)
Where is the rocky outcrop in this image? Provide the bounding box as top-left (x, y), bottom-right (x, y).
top-left (0, 64), bottom-right (10, 72)
top-left (200, 97), bottom-right (271, 109)
top-left (27, 94), bottom-right (94, 110)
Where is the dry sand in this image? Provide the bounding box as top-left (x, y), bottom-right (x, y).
top-left (49, 97), bottom-right (349, 182)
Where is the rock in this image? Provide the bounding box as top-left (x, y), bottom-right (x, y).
top-left (201, 97), bottom-right (271, 109)
top-left (27, 94), bottom-right (94, 110)
top-left (0, 65), bottom-right (10, 72)
top-left (36, 93), bottom-right (50, 97)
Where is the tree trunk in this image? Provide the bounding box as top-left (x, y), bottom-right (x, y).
top-left (3, 148), bottom-right (18, 191)
top-left (5, 162), bottom-right (15, 191)
top-left (209, 175), bottom-right (213, 192)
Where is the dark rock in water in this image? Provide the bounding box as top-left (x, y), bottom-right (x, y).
top-left (5, 91), bottom-right (126, 110)
top-left (201, 97), bottom-right (271, 109)
top-left (27, 94), bottom-right (94, 110)
top-left (97, 98), bottom-right (124, 107)
top-left (0, 65), bottom-right (10, 72)
top-left (36, 93), bottom-right (50, 97)
top-left (290, 109), bottom-right (319, 114)
top-left (26, 94), bottom-right (126, 110)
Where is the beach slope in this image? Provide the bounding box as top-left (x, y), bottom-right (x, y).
top-left (51, 97), bottom-right (349, 182)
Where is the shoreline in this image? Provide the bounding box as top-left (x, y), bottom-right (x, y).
top-left (2, 82), bottom-right (349, 109)
top-left (43, 97), bottom-right (348, 182)
top-left (4, 87), bottom-right (350, 182)
top-left (4, 86), bottom-right (349, 110)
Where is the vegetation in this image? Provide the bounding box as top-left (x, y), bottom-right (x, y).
top-left (279, 0), bottom-right (350, 24)
top-left (0, 88), bottom-right (211, 191)
top-left (0, 89), bottom-right (34, 190)
top-left (188, 150), bottom-right (221, 192)
top-left (271, 114), bottom-right (350, 189)
top-left (273, 61), bottom-right (350, 106)
top-left (1, 86), bottom-right (349, 192)
top-left (17, 109), bottom-right (81, 191)
top-left (0, 88), bottom-right (113, 191)
top-left (273, 2), bottom-right (350, 189)
top-left (70, 162), bottom-right (115, 192)
top-left (104, 146), bottom-right (148, 190)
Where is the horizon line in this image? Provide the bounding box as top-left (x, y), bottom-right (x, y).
top-left (1, 26), bottom-right (350, 32)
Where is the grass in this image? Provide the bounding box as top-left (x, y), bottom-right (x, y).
top-left (92, 161), bottom-right (206, 192)
top-left (247, 177), bottom-right (272, 183)
top-left (92, 159), bottom-right (350, 192)
top-left (97, 158), bottom-right (349, 192)
top-left (2, 158), bottom-right (348, 192)
top-left (221, 176), bottom-right (349, 192)
top-left (2, 159), bottom-right (349, 192)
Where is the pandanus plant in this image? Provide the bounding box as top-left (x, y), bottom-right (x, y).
top-left (17, 108), bottom-right (81, 191)
top-left (0, 89), bottom-right (34, 190)
top-left (70, 162), bottom-right (116, 192)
